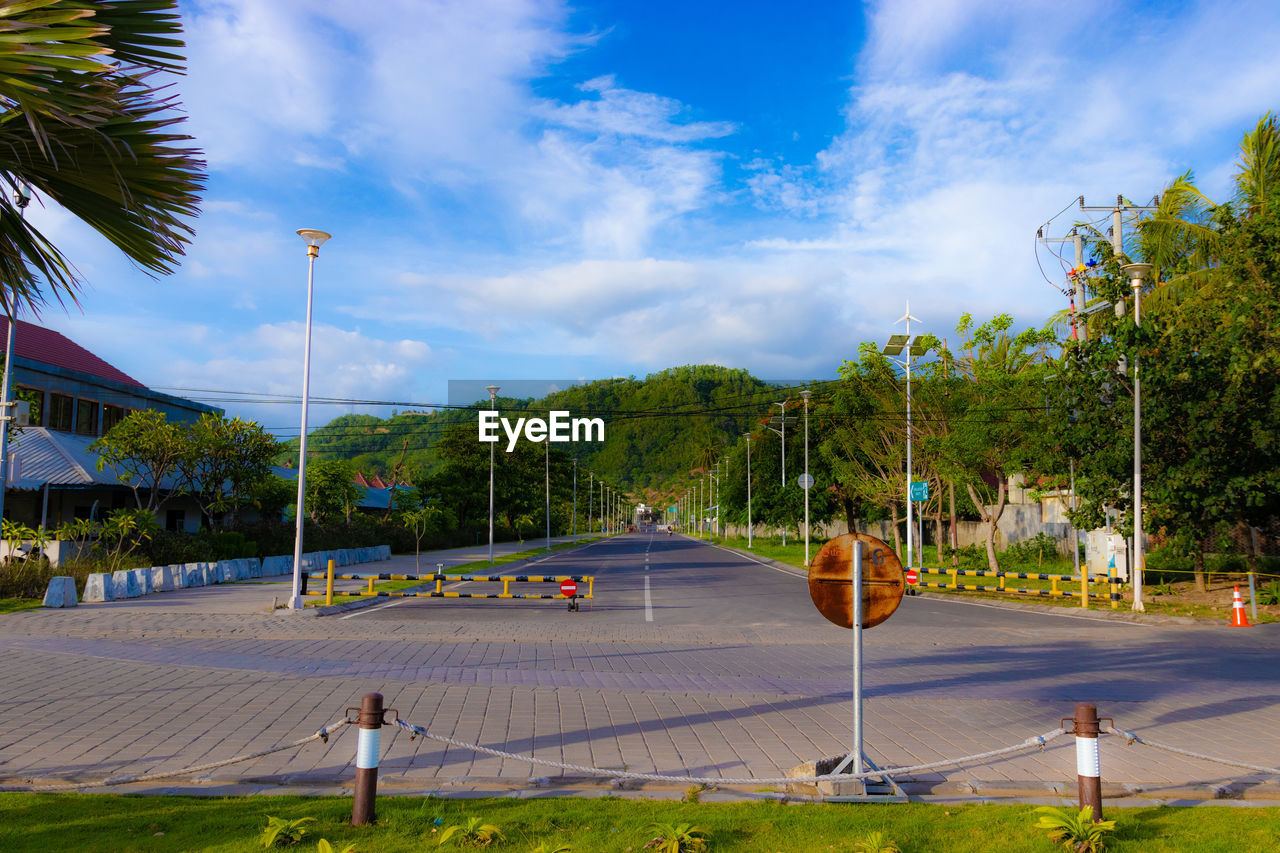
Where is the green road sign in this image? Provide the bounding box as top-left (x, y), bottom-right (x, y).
top-left (668, 505), bottom-right (678, 515)
top-left (909, 481), bottom-right (929, 502)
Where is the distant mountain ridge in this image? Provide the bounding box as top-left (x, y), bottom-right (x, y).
top-left (285, 365), bottom-right (798, 497)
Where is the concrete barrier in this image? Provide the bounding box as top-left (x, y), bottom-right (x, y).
top-left (112, 570), bottom-right (142, 599)
top-left (262, 555), bottom-right (290, 576)
top-left (42, 577), bottom-right (78, 608)
top-left (150, 565), bottom-right (176, 592)
top-left (247, 557), bottom-right (263, 578)
top-left (83, 573), bottom-right (114, 602)
top-left (130, 568), bottom-right (153, 595)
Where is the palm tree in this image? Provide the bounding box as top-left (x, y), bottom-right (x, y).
top-left (0, 0), bottom-right (205, 317)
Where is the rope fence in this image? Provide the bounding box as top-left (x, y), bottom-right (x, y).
top-left (14, 718), bottom-right (352, 793)
top-left (7, 705), bottom-right (1280, 799)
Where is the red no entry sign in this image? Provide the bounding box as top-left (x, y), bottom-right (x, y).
top-left (559, 579), bottom-right (578, 597)
top-left (905, 569), bottom-right (919, 586)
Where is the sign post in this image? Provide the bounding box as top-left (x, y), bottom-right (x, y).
top-left (559, 578), bottom-right (579, 612)
top-left (808, 533), bottom-right (905, 799)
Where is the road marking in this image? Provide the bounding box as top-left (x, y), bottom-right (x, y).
top-left (339, 599), bottom-right (404, 619)
top-left (644, 576), bottom-right (653, 622)
top-left (706, 542), bottom-right (806, 578)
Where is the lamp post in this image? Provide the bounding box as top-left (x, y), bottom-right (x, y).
top-left (1122, 262), bottom-right (1152, 612)
top-left (486, 385), bottom-right (499, 564)
top-left (572, 457), bottom-right (578, 537)
top-left (289, 228), bottom-right (331, 610)
top-left (0, 183), bottom-right (31, 527)
top-left (881, 302), bottom-right (924, 571)
top-left (743, 432), bottom-right (753, 549)
top-left (587, 471), bottom-right (592, 536)
top-left (544, 433), bottom-right (551, 552)
top-left (801, 389), bottom-right (811, 566)
top-left (766, 401), bottom-right (787, 545)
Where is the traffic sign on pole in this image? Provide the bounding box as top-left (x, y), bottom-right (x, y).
top-left (798, 473), bottom-right (815, 490)
top-left (559, 579), bottom-right (578, 597)
top-left (909, 481), bottom-right (929, 502)
top-left (905, 568), bottom-right (919, 586)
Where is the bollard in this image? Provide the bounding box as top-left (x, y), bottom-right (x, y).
top-left (1063, 702), bottom-right (1110, 823)
top-left (351, 692), bottom-right (384, 826)
top-left (326, 559), bottom-right (335, 606)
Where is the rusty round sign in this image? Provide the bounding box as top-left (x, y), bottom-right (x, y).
top-left (808, 533), bottom-right (905, 629)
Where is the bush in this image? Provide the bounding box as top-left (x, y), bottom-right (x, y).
top-left (1003, 532), bottom-right (1065, 565)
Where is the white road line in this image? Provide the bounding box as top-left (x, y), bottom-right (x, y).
top-left (339, 599), bottom-right (404, 619)
top-left (644, 575), bottom-right (653, 622)
top-left (706, 542), bottom-right (806, 578)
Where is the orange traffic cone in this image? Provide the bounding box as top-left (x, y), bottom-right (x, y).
top-left (1230, 585), bottom-right (1252, 628)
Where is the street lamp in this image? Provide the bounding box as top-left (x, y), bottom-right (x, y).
top-left (486, 385), bottom-right (499, 564)
top-left (766, 401), bottom-right (787, 545)
top-left (289, 227), bottom-right (331, 610)
top-left (544, 432), bottom-right (551, 552)
top-left (801, 389), bottom-right (811, 566)
top-left (881, 301), bottom-right (925, 571)
top-left (572, 457), bottom-right (578, 537)
top-left (1122, 262), bottom-right (1153, 612)
top-left (743, 432), bottom-right (753, 549)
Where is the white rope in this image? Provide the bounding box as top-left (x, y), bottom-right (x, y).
top-left (1110, 727), bottom-right (1280, 776)
top-left (14, 718), bottom-right (353, 792)
top-left (394, 718), bottom-right (1069, 785)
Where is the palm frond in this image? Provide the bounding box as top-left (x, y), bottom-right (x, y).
top-left (1236, 111), bottom-right (1280, 218)
top-left (0, 0), bottom-right (203, 315)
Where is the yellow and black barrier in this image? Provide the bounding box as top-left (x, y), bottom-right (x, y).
top-left (304, 566), bottom-right (594, 607)
top-left (916, 567), bottom-right (1123, 609)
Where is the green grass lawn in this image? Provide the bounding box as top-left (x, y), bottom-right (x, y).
top-left (314, 536), bottom-right (606, 606)
top-left (0, 598), bottom-right (42, 614)
top-left (0, 794), bottom-right (1275, 852)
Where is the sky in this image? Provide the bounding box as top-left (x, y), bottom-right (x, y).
top-left (22, 0), bottom-right (1280, 436)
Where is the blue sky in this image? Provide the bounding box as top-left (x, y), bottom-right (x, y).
top-left (24, 0), bottom-right (1280, 435)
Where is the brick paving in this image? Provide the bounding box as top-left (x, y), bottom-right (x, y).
top-left (0, 533), bottom-right (1277, 802)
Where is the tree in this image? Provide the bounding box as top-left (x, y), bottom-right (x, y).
top-left (304, 459), bottom-right (365, 524)
top-left (0, 1), bottom-right (204, 315)
top-left (936, 315), bottom-right (1055, 571)
top-left (1051, 113), bottom-right (1280, 591)
top-left (177, 415), bottom-right (282, 526)
top-left (401, 505), bottom-right (445, 570)
top-left (91, 409), bottom-right (186, 511)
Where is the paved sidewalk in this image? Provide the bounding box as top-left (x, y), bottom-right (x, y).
top-left (0, 533), bottom-right (1276, 804)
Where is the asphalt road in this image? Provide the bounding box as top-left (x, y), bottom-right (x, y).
top-left (2, 531), bottom-right (1276, 799)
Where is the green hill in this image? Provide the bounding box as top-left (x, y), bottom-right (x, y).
top-left (287, 365), bottom-right (796, 501)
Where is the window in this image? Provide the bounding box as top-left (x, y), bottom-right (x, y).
top-left (15, 386), bottom-right (41, 427)
top-left (49, 393), bottom-right (74, 432)
top-left (165, 509), bottom-right (185, 532)
top-left (75, 398), bottom-right (98, 435)
top-left (102, 404), bottom-right (125, 433)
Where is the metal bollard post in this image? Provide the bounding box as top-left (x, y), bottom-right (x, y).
top-left (326, 559), bottom-right (335, 606)
top-left (1064, 702), bottom-right (1110, 823)
top-left (351, 692), bottom-right (384, 826)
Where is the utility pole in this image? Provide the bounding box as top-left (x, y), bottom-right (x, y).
top-left (1037, 226), bottom-right (1087, 340)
